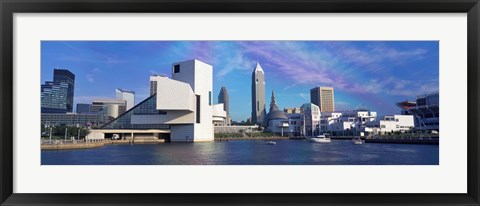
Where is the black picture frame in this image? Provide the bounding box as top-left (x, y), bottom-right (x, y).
top-left (1, 0), bottom-right (479, 205)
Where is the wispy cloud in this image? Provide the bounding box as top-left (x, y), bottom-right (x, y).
top-left (86, 68), bottom-right (101, 82)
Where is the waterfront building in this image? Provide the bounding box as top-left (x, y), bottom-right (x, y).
top-left (318, 109), bottom-right (377, 136)
top-left (149, 74), bottom-right (165, 96)
top-left (91, 99), bottom-right (127, 124)
top-left (76, 103), bottom-right (92, 114)
top-left (212, 103), bottom-right (228, 126)
top-left (115, 88), bottom-right (135, 110)
top-left (365, 115), bottom-right (414, 135)
top-left (284, 107), bottom-right (301, 114)
top-left (300, 103), bottom-right (321, 136)
top-left (41, 113), bottom-right (98, 127)
top-left (90, 59), bottom-right (214, 142)
top-left (214, 125), bottom-right (259, 133)
top-left (41, 81), bottom-right (69, 113)
top-left (53, 69), bottom-right (75, 112)
top-left (310, 86), bottom-right (335, 112)
top-left (251, 62), bottom-right (266, 125)
top-left (396, 92), bottom-right (439, 132)
top-left (264, 89), bottom-right (289, 136)
top-left (218, 86), bottom-right (230, 125)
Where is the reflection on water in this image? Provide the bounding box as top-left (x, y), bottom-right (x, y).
top-left (41, 140), bottom-right (439, 165)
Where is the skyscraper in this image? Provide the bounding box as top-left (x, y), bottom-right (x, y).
top-left (310, 86), bottom-right (335, 112)
top-left (251, 62), bottom-right (266, 125)
top-left (53, 69), bottom-right (75, 112)
top-left (115, 88), bottom-right (135, 110)
top-left (218, 86), bottom-right (229, 116)
top-left (41, 81), bottom-right (69, 113)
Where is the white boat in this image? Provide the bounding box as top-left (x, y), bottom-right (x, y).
top-left (352, 137), bottom-right (363, 145)
top-left (265, 141), bottom-right (276, 145)
top-left (309, 135), bottom-right (331, 143)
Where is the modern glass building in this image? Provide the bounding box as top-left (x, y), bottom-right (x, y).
top-left (102, 94), bottom-right (169, 130)
top-left (41, 81), bottom-right (68, 113)
top-left (76, 103), bottom-right (92, 114)
top-left (53, 69), bottom-right (75, 112)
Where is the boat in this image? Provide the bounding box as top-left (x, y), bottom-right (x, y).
top-left (265, 141), bottom-right (276, 145)
top-left (308, 134), bottom-right (331, 143)
top-left (352, 137), bottom-right (363, 145)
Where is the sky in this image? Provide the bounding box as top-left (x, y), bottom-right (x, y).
top-left (41, 41), bottom-right (439, 121)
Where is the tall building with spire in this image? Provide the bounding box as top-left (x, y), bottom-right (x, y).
top-left (269, 90), bottom-right (279, 113)
top-left (251, 62), bottom-right (266, 125)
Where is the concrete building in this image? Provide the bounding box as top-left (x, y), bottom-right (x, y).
top-left (212, 103), bottom-right (228, 126)
top-left (366, 115), bottom-right (414, 135)
top-left (53, 69), bottom-right (75, 112)
top-left (264, 90), bottom-right (290, 135)
top-left (218, 86), bottom-right (230, 125)
top-left (251, 62), bottom-right (266, 125)
top-left (91, 99), bottom-right (127, 124)
top-left (310, 86), bottom-right (335, 112)
top-left (41, 113), bottom-right (98, 127)
top-left (214, 125), bottom-right (259, 133)
top-left (92, 59), bottom-right (214, 142)
top-left (149, 74), bottom-right (165, 96)
top-left (284, 107), bottom-right (301, 114)
top-left (396, 92), bottom-right (439, 132)
top-left (300, 103), bottom-right (321, 136)
top-left (41, 81), bottom-right (69, 113)
top-left (115, 88), bottom-right (135, 110)
top-left (318, 109), bottom-right (377, 136)
top-left (76, 103), bottom-right (91, 114)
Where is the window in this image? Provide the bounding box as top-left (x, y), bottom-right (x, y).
top-left (196, 95), bottom-right (200, 123)
top-left (174, 64), bottom-right (180, 73)
top-left (395, 119), bottom-right (399, 122)
top-left (381, 125), bottom-right (386, 128)
top-left (209, 91), bottom-right (212, 106)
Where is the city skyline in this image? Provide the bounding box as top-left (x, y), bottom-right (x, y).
top-left (41, 41), bottom-right (439, 121)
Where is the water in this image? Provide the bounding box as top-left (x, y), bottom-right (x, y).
top-left (41, 140), bottom-right (439, 165)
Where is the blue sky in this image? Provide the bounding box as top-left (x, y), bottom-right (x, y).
top-left (41, 41), bottom-right (439, 121)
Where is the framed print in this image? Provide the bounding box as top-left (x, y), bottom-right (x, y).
top-left (1, 0), bottom-right (479, 205)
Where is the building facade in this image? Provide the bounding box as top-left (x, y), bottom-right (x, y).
top-left (366, 115), bottom-right (414, 135)
top-left (115, 88), bottom-right (135, 110)
top-left (93, 59), bottom-right (214, 142)
top-left (41, 113), bottom-right (98, 127)
top-left (149, 74), bottom-right (164, 96)
top-left (91, 99), bottom-right (127, 124)
top-left (218, 86), bottom-right (230, 125)
top-left (53, 69), bottom-right (75, 112)
top-left (41, 81), bottom-right (69, 113)
top-left (76, 103), bottom-right (92, 114)
top-left (310, 86), bottom-right (335, 112)
top-left (396, 92), bottom-right (439, 132)
top-left (251, 62), bottom-right (266, 125)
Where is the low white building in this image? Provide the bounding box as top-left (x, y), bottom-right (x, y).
top-left (318, 109), bottom-right (377, 135)
top-left (366, 115), bottom-right (414, 135)
top-left (212, 103), bottom-right (228, 126)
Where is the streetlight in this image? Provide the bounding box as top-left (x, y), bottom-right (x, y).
top-left (64, 127), bottom-right (68, 141)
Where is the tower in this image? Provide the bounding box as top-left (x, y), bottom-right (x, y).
top-left (310, 86), bottom-right (335, 112)
top-left (251, 62), bottom-right (266, 125)
top-left (269, 89), bottom-right (279, 113)
top-left (218, 86), bottom-right (230, 124)
top-left (53, 69), bottom-right (75, 112)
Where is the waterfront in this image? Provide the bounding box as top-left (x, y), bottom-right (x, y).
top-left (42, 140), bottom-right (439, 165)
